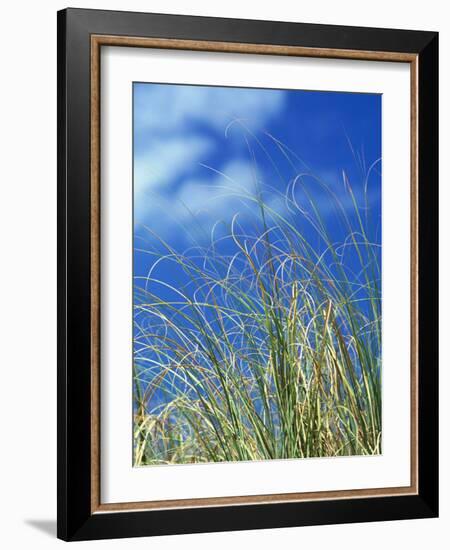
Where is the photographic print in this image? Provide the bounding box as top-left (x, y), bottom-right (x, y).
top-left (132, 83), bottom-right (382, 467)
top-left (58, 11), bottom-right (438, 539)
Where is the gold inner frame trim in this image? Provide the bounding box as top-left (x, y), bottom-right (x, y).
top-left (90, 34), bottom-right (419, 514)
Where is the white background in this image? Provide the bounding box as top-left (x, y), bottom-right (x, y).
top-left (0, 1), bottom-right (447, 548)
top-left (102, 47), bottom-right (411, 503)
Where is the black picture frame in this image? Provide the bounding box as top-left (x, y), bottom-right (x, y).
top-left (57, 7), bottom-right (438, 541)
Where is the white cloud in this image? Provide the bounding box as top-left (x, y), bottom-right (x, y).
top-left (135, 160), bottom-right (263, 244)
top-left (177, 160), bottom-right (257, 213)
top-left (134, 136), bottom-right (212, 194)
top-left (134, 84), bottom-right (286, 135)
top-left (133, 83), bottom-right (288, 230)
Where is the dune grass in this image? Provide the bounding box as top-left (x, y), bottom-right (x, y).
top-left (133, 151), bottom-right (382, 466)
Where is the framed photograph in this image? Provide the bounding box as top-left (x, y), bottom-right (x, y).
top-left (57, 8), bottom-right (438, 541)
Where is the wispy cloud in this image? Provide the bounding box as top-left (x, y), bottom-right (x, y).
top-left (135, 160), bottom-right (263, 244)
top-left (134, 83), bottom-right (285, 136)
top-left (133, 83), bottom-right (381, 248)
top-left (134, 136), bottom-right (213, 194)
top-left (133, 83), bottom-right (287, 231)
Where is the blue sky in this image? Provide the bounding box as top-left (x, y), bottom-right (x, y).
top-left (133, 82), bottom-right (381, 285)
top-left (133, 83), bottom-right (382, 440)
top-left (133, 83), bottom-right (382, 406)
